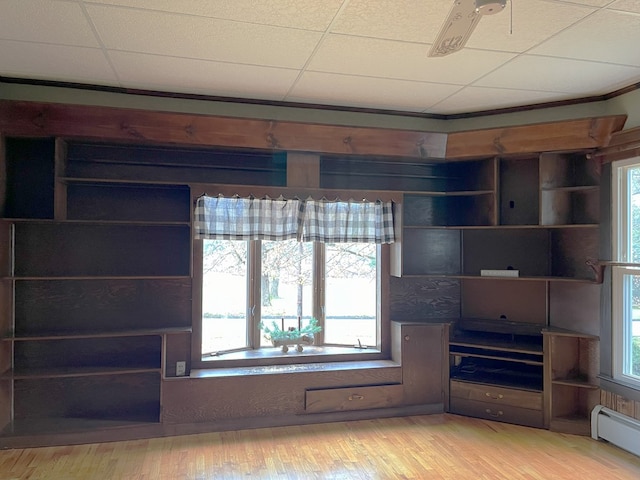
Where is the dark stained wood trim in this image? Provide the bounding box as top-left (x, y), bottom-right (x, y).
top-left (446, 116), bottom-right (627, 159)
top-left (0, 100), bottom-right (628, 161)
top-left (3, 75), bottom-right (640, 121)
top-left (597, 126), bottom-right (640, 163)
top-left (0, 100), bottom-right (448, 159)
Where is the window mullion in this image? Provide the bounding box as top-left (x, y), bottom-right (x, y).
top-left (314, 242), bottom-right (325, 345)
top-left (248, 240), bottom-right (262, 349)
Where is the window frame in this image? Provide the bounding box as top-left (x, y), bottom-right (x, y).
top-left (611, 157), bottom-right (640, 390)
top-left (190, 188), bottom-right (391, 369)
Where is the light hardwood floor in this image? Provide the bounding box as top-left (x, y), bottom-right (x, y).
top-left (1, 414), bottom-right (640, 480)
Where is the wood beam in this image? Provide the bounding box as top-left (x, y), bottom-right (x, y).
top-left (446, 116), bottom-right (627, 159)
top-left (0, 100), bottom-right (447, 159)
top-left (597, 126), bottom-right (640, 163)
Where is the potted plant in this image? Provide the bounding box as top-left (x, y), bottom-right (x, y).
top-left (259, 317), bottom-right (322, 353)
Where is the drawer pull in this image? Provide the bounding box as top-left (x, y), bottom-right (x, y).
top-left (348, 394), bottom-right (364, 401)
top-left (485, 409), bottom-right (503, 418)
top-left (485, 392), bottom-right (504, 400)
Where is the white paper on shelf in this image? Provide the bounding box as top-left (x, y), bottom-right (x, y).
top-left (480, 269), bottom-right (519, 277)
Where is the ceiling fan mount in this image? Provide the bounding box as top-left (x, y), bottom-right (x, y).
top-left (428, 0), bottom-right (507, 58)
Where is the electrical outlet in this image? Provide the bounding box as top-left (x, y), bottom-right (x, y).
top-left (176, 361), bottom-right (186, 377)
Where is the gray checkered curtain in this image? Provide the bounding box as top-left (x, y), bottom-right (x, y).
top-left (194, 195), bottom-right (302, 240)
top-left (301, 200), bottom-right (395, 244)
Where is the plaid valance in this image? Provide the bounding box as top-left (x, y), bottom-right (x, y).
top-left (194, 195), bottom-right (395, 244)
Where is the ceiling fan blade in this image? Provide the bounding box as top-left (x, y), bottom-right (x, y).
top-left (428, 0), bottom-right (481, 58)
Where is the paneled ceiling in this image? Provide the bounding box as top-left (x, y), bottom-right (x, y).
top-left (1, 0), bottom-right (640, 117)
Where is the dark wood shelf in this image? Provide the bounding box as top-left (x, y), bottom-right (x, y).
top-left (7, 275), bottom-right (192, 280)
top-left (397, 274), bottom-right (598, 283)
top-left (4, 218), bottom-right (190, 226)
top-left (541, 185), bottom-right (598, 193)
top-left (5, 366), bottom-right (161, 379)
top-left (551, 378), bottom-right (599, 389)
top-left (403, 224), bottom-right (599, 230)
top-left (449, 337), bottom-right (543, 356)
top-left (59, 176), bottom-right (190, 186)
top-left (450, 350), bottom-right (543, 366)
top-left (3, 326), bottom-right (192, 341)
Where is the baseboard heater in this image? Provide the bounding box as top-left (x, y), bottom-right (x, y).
top-left (591, 405), bottom-right (640, 457)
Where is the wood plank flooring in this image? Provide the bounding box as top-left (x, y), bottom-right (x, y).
top-left (1, 414), bottom-right (640, 479)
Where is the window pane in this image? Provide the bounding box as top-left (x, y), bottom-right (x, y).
top-left (260, 240), bottom-right (313, 346)
top-left (630, 167), bottom-right (640, 263)
top-left (627, 274), bottom-right (640, 379)
top-left (324, 243), bottom-right (377, 347)
top-left (202, 240), bottom-right (248, 354)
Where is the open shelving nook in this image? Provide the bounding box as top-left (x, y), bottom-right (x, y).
top-left (543, 329), bottom-right (600, 435)
top-left (0, 137), bottom-right (204, 442)
top-left (389, 150), bottom-right (602, 433)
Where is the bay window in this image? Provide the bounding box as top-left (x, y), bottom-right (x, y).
top-left (193, 194), bottom-right (393, 365)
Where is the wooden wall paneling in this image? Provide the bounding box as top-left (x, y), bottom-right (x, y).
top-left (0, 135), bottom-right (5, 217)
top-left (549, 227), bottom-right (599, 280)
top-left (461, 278), bottom-right (547, 324)
top-left (499, 157), bottom-right (540, 225)
top-left (447, 116), bottom-right (627, 159)
top-left (67, 184), bottom-right (191, 223)
top-left (13, 336), bottom-right (162, 372)
top-left (286, 153), bottom-right (320, 188)
top-left (0, 221), bottom-right (11, 278)
top-left (13, 372), bottom-right (161, 422)
top-left (53, 138), bottom-right (67, 220)
top-left (539, 152), bottom-right (600, 189)
top-left (462, 229), bottom-right (550, 276)
top-left (549, 282), bottom-right (601, 335)
top-left (401, 229), bottom-right (461, 276)
top-left (164, 332), bottom-right (192, 378)
top-left (389, 277), bottom-right (460, 320)
top-left (162, 365), bottom-right (402, 424)
top-left (0, 101), bottom-right (448, 159)
top-left (14, 278), bottom-right (191, 335)
top-left (14, 223), bottom-right (191, 277)
top-left (598, 391), bottom-right (640, 421)
top-left (3, 137), bottom-right (55, 219)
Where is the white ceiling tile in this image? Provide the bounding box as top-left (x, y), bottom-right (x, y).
top-left (530, 9), bottom-right (640, 66)
top-left (0, 40), bottom-right (117, 84)
top-left (559, 0), bottom-right (614, 6)
top-left (466, 0), bottom-right (595, 52)
top-left (430, 86), bottom-right (571, 115)
top-left (288, 72), bottom-right (462, 112)
top-left (330, 0), bottom-right (451, 43)
top-left (0, 0), bottom-right (99, 47)
top-left (85, 4), bottom-right (323, 68)
top-left (475, 55), bottom-right (640, 94)
top-left (109, 51), bottom-right (299, 100)
top-left (609, 0), bottom-right (640, 14)
top-left (83, 0), bottom-right (345, 30)
top-left (308, 34), bottom-right (515, 84)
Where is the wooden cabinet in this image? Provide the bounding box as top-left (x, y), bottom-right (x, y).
top-left (544, 329), bottom-right (600, 435)
top-left (0, 138), bottom-right (193, 445)
top-left (305, 385), bottom-right (404, 413)
top-left (390, 151), bottom-right (601, 430)
top-left (392, 321), bottom-right (448, 407)
top-left (449, 319), bottom-right (545, 428)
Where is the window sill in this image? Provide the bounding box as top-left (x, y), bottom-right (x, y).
top-left (195, 346), bottom-right (385, 370)
top-left (191, 357), bottom-right (398, 379)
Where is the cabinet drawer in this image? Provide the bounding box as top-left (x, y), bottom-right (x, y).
top-left (305, 385), bottom-right (403, 413)
top-left (450, 397), bottom-right (544, 428)
top-left (450, 380), bottom-right (542, 410)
